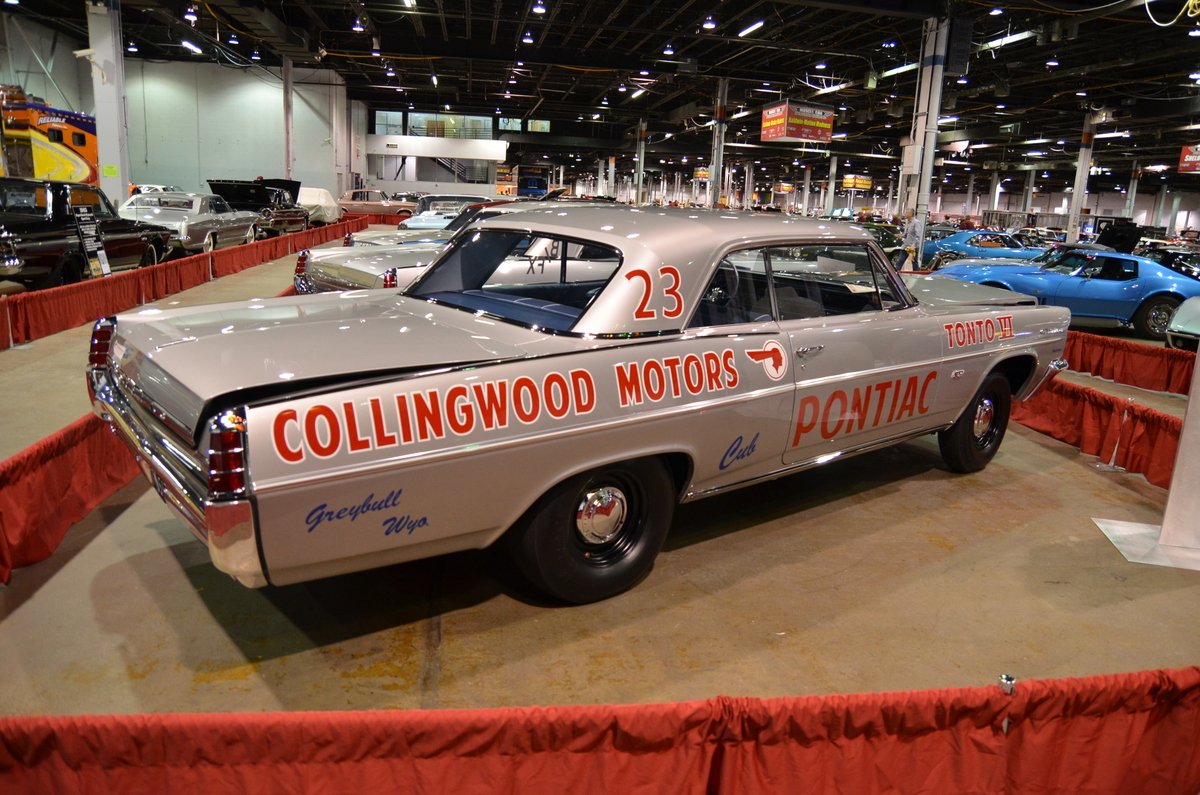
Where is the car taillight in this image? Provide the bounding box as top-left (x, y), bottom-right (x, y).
top-left (382, 268), bottom-right (398, 289)
top-left (343, 233), bottom-right (353, 246)
top-left (88, 317), bottom-right (116, 367)
top-left (295, 250), bottom-right (309, 278)
top-left (207, 411), bottom-right (248, 498)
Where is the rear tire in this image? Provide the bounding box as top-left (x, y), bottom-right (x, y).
top-left (1132, 295), bottom-right (1179, 341)
top-left (202, 232), bottom-right (217, 253)
top-left (938, 372), bottom-right (1011, 473)
top-left (243, 224), bottom-right (258, 245)
top-left (508, 458), bottom-right (675, 604)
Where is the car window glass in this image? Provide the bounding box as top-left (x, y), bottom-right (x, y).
top-left (766, 243), bottom-right (901, 318)
top-left (70, 187), bottom-right (115, 219)
top-left (687, 249), bottom-right (767, 328)
top-left (410, 230), bottom-right (622, 332)
top-left (209, 197), bottom-right (232, 214)
top-left (1047, 251), bottom-right (1089, 274)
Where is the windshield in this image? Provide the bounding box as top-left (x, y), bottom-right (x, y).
top-left (409, 229), bottom-right (622, 332)
top-left (865, 226), bottom-right (901, 247)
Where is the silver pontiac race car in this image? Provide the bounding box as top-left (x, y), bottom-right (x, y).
top-left (88, 208), bottom-right (1069, 604)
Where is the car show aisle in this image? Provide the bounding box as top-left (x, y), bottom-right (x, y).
top-left (0, 421), bottom-right (1193, 713)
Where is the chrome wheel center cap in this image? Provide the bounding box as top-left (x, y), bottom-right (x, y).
top-left (576, 487), bottom-right (627, 545)
top-left (973, 398), bottom-right (995, 439)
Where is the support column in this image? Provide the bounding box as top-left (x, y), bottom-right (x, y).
top-left (634, 119), bottom-right (647, 204)
top-left (608, 156), bottom-right (616, 199)
top-left (964, 172), bottom-right (975, 218)
top-left (801, 166), bottom-right (812, 214)
top-left (85, 1), bottom-right (131, 201)
top-left (989, 171), bottom-right (1003, 211)
top-left (746, 161), bottom-right (754, 208)
top-left (283, 56), bottom-right (294, 178)
top-left (708, 78), bottom-right (728, 207)
top-left (1152, 184), bottom-right (1167, 228)
top-left (1167, 192), bottom-right (1183, 235)
top-left (1124, 162), bottom-right (1139, 220)
top-left (596, 160), bottom-right (606, 197)
top-left (909, 16), bottom-right (951, 266)
top-left (1065, 112), bottom-right (1098, 244)
top-left (1021, 172), bottom-right (1036, 213)
top-left (825, 155), bottom-right (838, 214)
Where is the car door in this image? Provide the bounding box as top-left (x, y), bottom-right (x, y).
top-left (1050, 254), bottom-right (1144, 321)
top-left (78, 185), bottom-right (143, 268)
top-left (764, 243), bottom-right (946, 466)
top-left (207, 196), bottom-right (239, 240)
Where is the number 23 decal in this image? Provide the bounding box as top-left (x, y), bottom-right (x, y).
top-left (626, 266), bottom-right (684, 320)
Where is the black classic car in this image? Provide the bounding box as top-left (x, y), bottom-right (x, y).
top-left (207, 178), bottom-right (309, 237)
top-left (0, 177), bottom-right (173, 290)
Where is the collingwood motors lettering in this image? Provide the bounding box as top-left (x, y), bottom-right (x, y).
top-left (274, 369), bottom-right (597, 462)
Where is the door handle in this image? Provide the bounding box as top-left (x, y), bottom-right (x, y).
top-left (795, 345), bottom-right (824, 358)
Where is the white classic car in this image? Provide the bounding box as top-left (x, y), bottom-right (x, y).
top-left (117, 192), bottom-right (261, 252)
top-left (1166, 295), bottom-right (1200, 351)
top-left (88, 208), bottom-right (1069, 604)
top-left (293, 242), bottom-right (446, 293)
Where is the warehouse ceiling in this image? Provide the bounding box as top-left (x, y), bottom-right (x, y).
top-left (10, 0), bottom-right (1200, 197)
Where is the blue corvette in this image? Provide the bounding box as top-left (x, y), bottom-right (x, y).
top-left (922, 230), bottom-right (1045, 266)
top-left (935, 249), bottom-right (1200, 340)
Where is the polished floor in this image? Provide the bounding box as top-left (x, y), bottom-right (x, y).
top-left (0, 243), bottom-right (1194, 715)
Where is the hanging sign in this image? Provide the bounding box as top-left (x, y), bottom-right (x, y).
top-left (772, 182), bottom-right (794, 193)
top-left (693, 167), bottom-right (710, 181)
top-left (761, 101), bottom-right (835, 144)
top-left (1179, 145), bottom-right (1200, 173)
top-left (842, 175), bottom-right (872, 190)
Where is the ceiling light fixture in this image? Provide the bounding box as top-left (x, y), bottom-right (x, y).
top-left (228, 33), bottom-right (239, 45)
top-left (183, 5), bottom-right (198, 23)
top-left (386, 65), bottom-right (395, 77)
top-left (995, 103), bottom-right (1006, 109)
top-left (1075, 90), bottom-right (1087, 96)
top-left (738, 20), bottom-right (764, 37)
top-left (662, 43), bottom-right (675, 55)
top-left (814, 61), bottom-right (827, 70)
top-left (431, 73), bottom-right (438, 85)
top-left (533, 0), bottom-right (546, 13)
top-left (1190, 27), bottom-right (1200, 37)
top-left (1045, 57), bottom-right (1059, 67)
top-left (630, 88), bottom-right (645, 99)
top-left (989, 7), bottom-right (1003, 15)
top-left (181, 39), bottom-right (202, 54)
top-left (251, 47), bottom-right (261, 60)
top-left (956, 77), bottom-right (968, 84)
top-left (702, 15), bottom-right (716, 30)
top-left (126, 40), bottom-right (138, 53)
top-left (522, 31), bottom-right (534, 44)
top-left (618, 83), bottom-right (627, 92)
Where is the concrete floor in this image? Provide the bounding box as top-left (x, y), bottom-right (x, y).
top-left (0, 245), bottom-right (1196, 714)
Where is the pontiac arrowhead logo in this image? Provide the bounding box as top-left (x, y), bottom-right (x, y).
top-left (745, 340), bottom-right (787, 381)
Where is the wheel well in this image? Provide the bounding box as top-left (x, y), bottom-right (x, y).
top-left (657, 452), bottom-right (694, 500)
top-left (990, 355), bottom-right (1036, 397)
top-left (1136, 292), bottom-right (1182, 312)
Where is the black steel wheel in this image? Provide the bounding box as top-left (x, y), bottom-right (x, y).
top-left (938, 372), bottom-right (1011, 473)
top-left (509, 458), bottom-right (675, 604)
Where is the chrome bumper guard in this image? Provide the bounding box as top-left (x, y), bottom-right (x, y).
top-left (89, 367), bottom-right (267, 587)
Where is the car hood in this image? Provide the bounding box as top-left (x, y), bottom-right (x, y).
top-left (111, 292), bottom-right (554, 435)
top-left (307, 242), bottom-right (445, 287)
top-left (903, 274), bottom-right (1037, 306)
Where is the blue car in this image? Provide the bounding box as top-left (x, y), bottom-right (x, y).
top-left (935, 249), bottom-right (1200, 340)
top-left (922, 230), bottom-right (1045, 266)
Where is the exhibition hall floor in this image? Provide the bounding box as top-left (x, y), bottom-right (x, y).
top-left (0, 245), bottom-right (1194, 715)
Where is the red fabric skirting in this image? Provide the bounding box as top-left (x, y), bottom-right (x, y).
top-left (1013, 377), bottom-right (1182, 489)
top-left (7, 269), bottom-right (143, 345)
top-left (1066, 331), bottom-right (1195, 395)
top-left (0, 414), bottom-right (139, 584)
top-left (0, 296), bottom-right (11, 349)
top-left (1, 667), bottom-right (1197, 793)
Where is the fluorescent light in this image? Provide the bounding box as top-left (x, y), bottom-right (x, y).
top-left (738, 20), bottom-right (764, 37)
top-left (181, 40), bottom-right (202, 54)
top-left (1094, 131), bottom-right (1130, 139)
top-left (937, 115), bottom-right (959, 124)
top-left (630, 88), bottom-right (645, 99)
top-left (431, 73), bottom-right (438, 85)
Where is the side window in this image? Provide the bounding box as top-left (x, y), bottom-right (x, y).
top-left (72, 132), bottom-right (87, 147)
top-left (210, 197), bottom-right (231, 214)
top-left (70, 187), bottom-right (116, 219)
top-left (687, 249), bottom-right (769, 328)
top-left (47, 129), bottom-right (64, 143)
top-left (767, 244), bottom-right (902, 319)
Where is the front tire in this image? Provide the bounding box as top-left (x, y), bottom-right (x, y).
top-left (1132, 295), bottom-right (1180, 340)
top-left (243, 224), bottom-right (258, 245)
top-left (938, 372), bottom-right (1011, 473)
top-left (202, 232), bottom-right (217, 253)
top-left (139, 242), bottom-right (159, 267)
top-left (508, 458), bottom-right (675, 604)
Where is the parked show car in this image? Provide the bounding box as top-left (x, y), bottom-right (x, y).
top-left (397, 194), bottom-right (495, 230)
top-left (118, 192), bottom-right (261, 253)
top-left (922, 230), bottom-right (1045, 269)
top-left (1166, 295), bottom-right (1200, 352)
top-left (208, 178), bottom-right (309, 236)
top-left (0, 177), bottom-right (172, 289)
top-left (298, 187), bottom-right (343, 226)
top-left (347, 200), bottom-right (513, 247)
top-left (293, 242), bottom-right (446, 293)
top-left (88, 208), bottom-right (1068, 603)
top-left (132, 184), bottom-right (185, 194)
top-left (934, 247), bottom-right (1200, 339)
top-left (929, 242), bottom-right (1115, 271)
top-left (337, 189), bottom-right (416, 218)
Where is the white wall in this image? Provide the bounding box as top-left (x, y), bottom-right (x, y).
top-left (0, 14), bottom-right (91, 111)
top-left (122, 60), bottom-right (348, 195)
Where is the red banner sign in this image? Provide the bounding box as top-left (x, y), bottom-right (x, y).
top-left (761, 101), bottom-right (835, 144)
top-left (1179, 145), bottom-right (1200, 173)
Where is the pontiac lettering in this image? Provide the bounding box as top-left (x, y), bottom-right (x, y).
top-left (792, 371), bottom-right (937, 446)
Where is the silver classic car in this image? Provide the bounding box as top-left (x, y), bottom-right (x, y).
top-left (118, 192), bottom-right (261, 252)
top-left (293, 242), bottom-right (445, 293)
top-left (88, 208), bottom-right (1069, 604)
